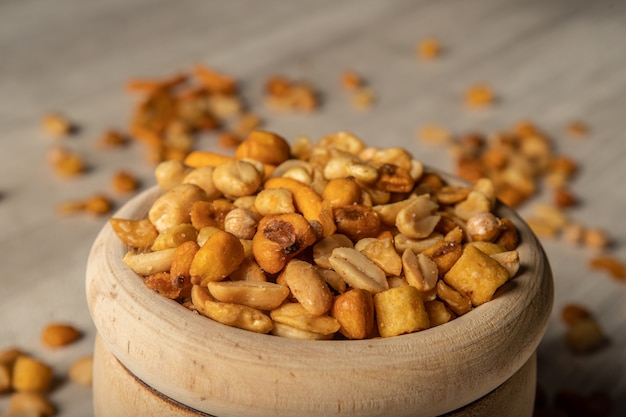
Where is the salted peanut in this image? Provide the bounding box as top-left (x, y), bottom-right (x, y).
top-left (223, 208), bottom-right (259, 240)
top-left (207, 281), bottom-right (289, 311)
top-left (69, 356), bottom-right (93, 386)
top-left (111, 170), bottom-right (139, 193)
top-left (359, 237), bottom-right (403, 276)
top-left (271, 322), bottom-right (333, 340)
top-left (322, 177), bottom-right (362, 207)
top-left (145, 272), bottom-right (186, 299)
top-left (465, 83), bottom-right (495, 108)
top-left (182, 166), bottom-right (222, 199)
top-left (444, 245), bottom-right (509, 306)
top-left (394, 233), bottom-right (443, 255)
top-left (375, 163), bottom-right (414, 193)
top-left (489, 250), bottom-right (520, 278)
top-left (155, 160), bottom-right (191, 190)
top-left (436, 280), bottom-right (472, 316)
top-left (561, 304), bottom-right (592, 326)
top-left (41, 323), bottom-right (81, 348)
top-left (252, 213), bottom-right (316, 274)
top-left (331, 289), bottom-right (375, 339)
top-left (151, 223), bottom-right (198, 251)
top-left (123, 248), bottom-right (176, 276)
top-left (417, 38), bottom-right (441, 59)
top-left (190, 199), bottom-right (235, 230)
top-left (184, 151), bottom-right (232, 168)
top-left (291, 135), bottom-right (314, 160)
top-left (234, 131), bottom-right (291, 166)
top-left (589, 256), bottom-right (626, 280)
top-left (42, 112), bottom-right (73, 137)
top-left (109, 218), bottom-right (158, 250)
top-left (313, 234), bottom-right (354, 269)
top-left (454, 190), bottom-right (491, 221)
top-left (425, 300), bottom-right (455, 327)
top-left (322, 154), bottom-right (359, 180)
top-left (212, 159), bottom-right (262, 198)
top-left (395, 195), bottom-right (440, 239)
top-left (410, 160), bottom-right (425, 182)
top-left (443, 226), bottom-right (464, 244)
top-left (192, 285), bottom-right (273, 334)
top-left (270, 303), bottom-right (340, 336)
top-left (566, 317), bottom-right (606, 354)
top-left (279, 166), bottom-right (312, 184)
top-left (435, 186), bottom-right (470, 205)
top-left (190, 230), bottom-right (245, 285)
top-left (328, 247), bottom-right (389, 294)
top-left (334, 205), bottom-right (381, 241)
top-left (466, 212), bottom-right (502, 242)
top-left (583, 227), bottom-right (609, 249)
top-left (360, 185), bottom-right (390, 205)
top-left (466, 241), bottom-right (506, 255)
top-left (367, 148), bottom-right (414, 173)
top-left (494, 217), bottom-right (519, 251)
top-left (402, 249), bottom-right (438, 292)
top-left (317, 267), bottom-right (347, 293)
top-left (9, 392), bottom-right (55, 417)
top-left (149, 184), bottom-right (207, 233)
top-left (264, 177), bottom-right (336, 237)
top-left (388, 276), bottom-right (409, 288)
top-left (421, 240), bottom-right (463, 277)
top-left (279, 259), bottom-right (333, 315)
top-left (196, 226), bottom-right (221, 247)
top-left (417, 124), bottom-right (452, 145)
top-left (84, 194), bottom-right (113, 216)
top-left (229, 258), bottom-right (267, 282)
top-left (374, 286), bottom-right (430, 338)
top-left (12, 356), bottom-right (52, 393)
top-left (317, 131), bottom-right (366, 155)
top-left (254, 188), bottom-right (295, 215)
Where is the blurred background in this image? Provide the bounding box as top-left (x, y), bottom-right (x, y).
top-left (1, 0), bottom-right (625, 415)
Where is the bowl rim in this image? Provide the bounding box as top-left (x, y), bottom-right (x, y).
top-left (86, 169), bottom-right (553, 417)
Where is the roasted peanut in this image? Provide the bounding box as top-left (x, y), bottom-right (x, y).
top-left (271, 322), bottom-right (333, 340)
top-left (123, 248), bottom-right (176, 276)
top-left (207, 281), bottom-right (289, 310)
top-left (436, 280), bottom-right (472, 316)
top-left (395, 195), bottom-right (441, 239)
top-left (466, 212), bottom-right (501, 242)
top-left (358, 237), bottom-right (403, 276)
top-left (155, 160), bottom-right (192, 190)
top-left (279, 259), bottom-right (333, 315)
top-left (151, 223), bottom-right (198, 251)
top-left (229, 258), bottom-right (267, 282)
top-left (328, 247), bottom-right (389, 294)
top-left (254, 188), bottom-right (295, 215)
top-left (270, 303), bottom-right (340, 336)
top-left (212, 159), bottom-right (263, 198)
top-left (393, 232), bottom-right (444, 255)
top-left (402, 249), bottom-right (438, 292)
top-left (149, 184), bottom-right (207, 232)
top-left (317, 131), bottom-right (366, 154)
top-left (182, 166), bottom-right (222, 199)
top-left (109, 218), bottom-right (158, 250)
top-left (312, 234), bottom-right (354, 269)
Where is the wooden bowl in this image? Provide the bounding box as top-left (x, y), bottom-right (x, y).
top-left (86, 173), bottom-right (553, 417)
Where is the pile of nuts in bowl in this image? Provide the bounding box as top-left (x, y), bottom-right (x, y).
top-left (110, 130), bottom-right (522, 340)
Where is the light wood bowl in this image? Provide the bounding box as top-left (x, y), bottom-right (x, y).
top-left (86, 172), bottom-right (553, 417)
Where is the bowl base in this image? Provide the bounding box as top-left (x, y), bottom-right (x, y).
top-left (93, 334), bottom-right (536, 417)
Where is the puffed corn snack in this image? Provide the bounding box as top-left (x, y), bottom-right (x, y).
top-left (110, 130), bottom-right (524, 339)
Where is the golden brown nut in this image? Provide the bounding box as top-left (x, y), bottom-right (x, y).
top-left (41, 323), bottom-right (81, 348)
top-left (189, 230), bottom-right (245, 285)
top-left (235, 130), bottom-right (291, 166)
top-left (331, 288), bottom-right (375, 339)
top-left (252, 213), bottom-right (317, 274)
top-left (333, 204), bottom-right (381, 241)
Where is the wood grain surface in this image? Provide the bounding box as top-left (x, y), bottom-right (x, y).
top-left (1, 0), bottom-right (625, 415)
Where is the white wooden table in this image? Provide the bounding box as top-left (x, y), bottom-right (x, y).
top-left (1, 0), bottom-right (625, 415)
